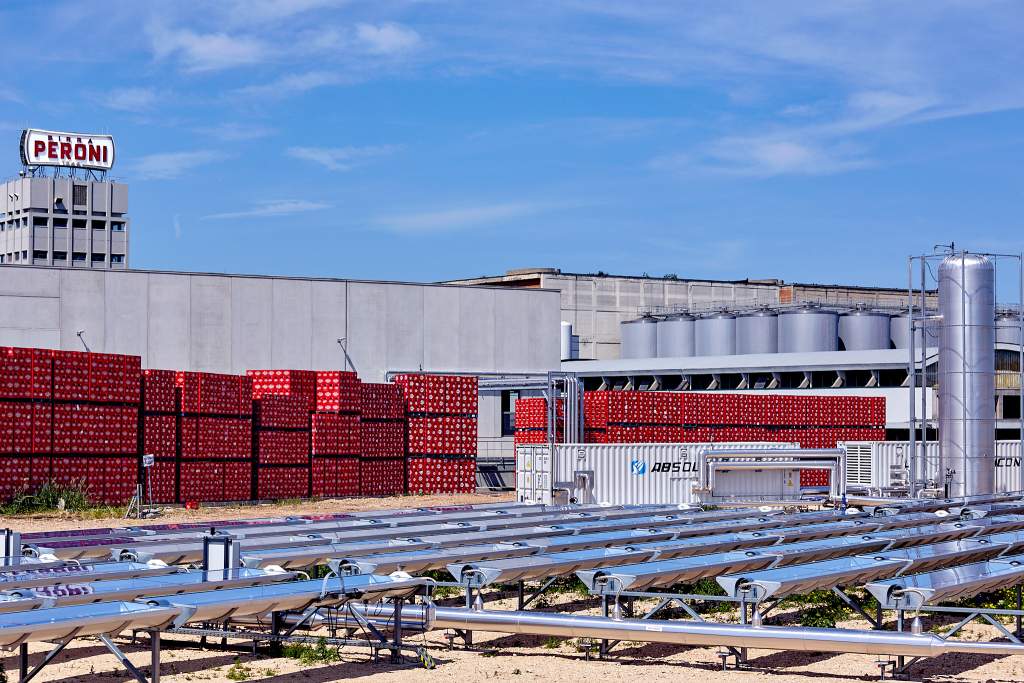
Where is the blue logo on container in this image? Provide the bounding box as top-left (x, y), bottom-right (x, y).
top-left (630, 460), bottom-right (647, 475)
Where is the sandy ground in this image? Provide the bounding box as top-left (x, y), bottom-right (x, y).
top-left (3, 495), bottom-right (1024, 682)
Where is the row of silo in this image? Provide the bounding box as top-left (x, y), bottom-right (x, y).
top-left (619, 305), bottom-right (977, 359)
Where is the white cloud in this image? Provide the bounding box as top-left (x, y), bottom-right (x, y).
top-left (204, 199), bottom-right (331, 220)
top-left (355, 23), bottom-right (421, 55)
top-left (376, 202), bottom-right (553, 234)
top-left (149, 23), bottom-right (266, 72)
top-left (105, 87), bottom-right (158, 112)
top-left (196, 122), bottom-right (275, 141)
top-left (287, 144), bottom-right (399, 171)
top-left (132, 151), bottom-right (225, 180)
top-left (234, 71), bottom-right (346, 98)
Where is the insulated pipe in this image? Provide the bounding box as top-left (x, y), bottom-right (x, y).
top-left (343, 604), bottom-right (1024, 658)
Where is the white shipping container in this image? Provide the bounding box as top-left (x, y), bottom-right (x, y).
top-left (516, 442), bottom-right (798, 506)
top-left (842, 441), bottom-right (1024, 493)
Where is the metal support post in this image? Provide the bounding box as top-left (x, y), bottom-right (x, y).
top-left (150, 631), bottom-right (161, 683)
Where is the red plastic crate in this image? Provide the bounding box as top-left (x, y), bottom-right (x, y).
top-left (312, 457), bottom-right (360, 497)
top-left (257, 467), bottom-right (309, 499)
top-left (143, 415), bottom-right (177, 458)
top-left (405, 456), bottom-right (475, 494)
top-left (248, 370), bottom-right (317, 411)
top-left (361, 383), bottom-right (404, 420)
top-left (361, 421), bottom-right (405, 458)
top-left (142, 369), bottom-right (177, 412)
top-left (359, 458), bottom-right (405, 495)
top-left (311, 413), bottom-right (361, 455)
top-left (255, 396), bottom-right (309, 429)
top-left (257, 431), bottom-right (309, 465)
top-left (315, 371), bottom-right (362, 413)
top-left (0, 347), bottom-right (52, 400)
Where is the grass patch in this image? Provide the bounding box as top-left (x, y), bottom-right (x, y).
top-left (225, 658), bottom-right (251, 681)
top-left (282, 637), bottom-right (340, 665)
top-left (0, 481), bottom-right (123, 517)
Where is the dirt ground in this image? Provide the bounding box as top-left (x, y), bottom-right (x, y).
top-left (3, 495), bottom-right (1024, 682)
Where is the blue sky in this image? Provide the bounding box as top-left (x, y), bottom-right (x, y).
top-left (1, 1), bottom-right (1022, 288)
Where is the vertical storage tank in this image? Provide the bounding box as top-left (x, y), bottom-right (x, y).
top-left (656, 314), bottom-right (696, 357)
top-left (891, 312), bottom-right (940, 350)
top-left (620, 316), bottom-right (658, 359)
top-left (695, 312), bottom-right (736, 356)
top-left (996, 313), bottom-right (1022, 346)
top-left (778, 306), bottom-right (839, 353)
top-left (735, 309), bottom-right (778, 354)
top-left (938, 253), bottom-right (996, 498)
top-left (839, 306), bottom-right (891, 351)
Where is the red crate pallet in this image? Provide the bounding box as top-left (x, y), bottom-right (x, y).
top-left (0, 457), bottom-right (31, 500)
top-left (257, 467), bottom-right (309, 499)
top-left (0, 347), bottom-right (52, 400)
top-left (255, 396), bottom-right (309, 429)
top-left (52, 404), bottom-right (137, 455)
top-left (257, 431), bottom-right (309, 465)
top-left (315, 371), bottom-right (362, 413)
top-left (406, 456), bottom-right (475, 494)
top-left (311, 414), bottom-right (361, 455)
top-left (176, 372), bottom-right (248, 415)
top-left (143, 415), bottom-right (177, 458)
top-left (144, 459), bottom-right (177, 503)
top-left (359, 458), bottom-right (405, 495)
top-left (361, 421), bottom-right (405, 458)
top-left (181, 417), bottom-right (252, 459)
top-left (248, 370), bottom-right (317, 411)
top-left (312, 456), bottom-right (360, 497)
top-left (394, 374), bottom-right (478, 415)
top-left (142, 370), bottom-right (177, 413)
top-left (361, 384), bottom-right (404, 420)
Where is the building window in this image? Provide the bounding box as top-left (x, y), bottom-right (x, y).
top-left (32, 250), bottom-right (48, 260)
top-left (501, 390), bottom-right (519, 437)
top-left (21, 251), bottom-right (26, 260)
top-left (91, 253), bottom-right (105, 264)
top-left (110, 254), bottom-right (124, 264)
top-left (73, 184), bottom-right (87, 205)
top-left (72, 252), bottom-right (86, 262)
top-left (53, 251), bottom-right (67, 261)
top-left (91, 220), bottom-right (106, 230)
top-left (111, 222), bottom-right (125, 232)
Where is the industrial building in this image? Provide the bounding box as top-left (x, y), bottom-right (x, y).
top-left (449, 267), bottom-right (930, 360)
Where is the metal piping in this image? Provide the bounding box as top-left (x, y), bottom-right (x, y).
top-left (346, 604), bottom-right (1024, 658)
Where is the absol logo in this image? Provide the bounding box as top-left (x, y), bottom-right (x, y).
top-left (630, 460), bottom-right (647, 475)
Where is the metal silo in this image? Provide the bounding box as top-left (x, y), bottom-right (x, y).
top-left (891, 312), bottom-right (940, 350)
top-left (777, 306), bottom-right (839, 353)
top-left (620, 316), bottom-right (658, 359)
top-left (938, 253), bottom-right (996, 498)
top-left (656, 314), bottom-right (696, 357)
top-left (695, 312), bottom-right (736, 356)
top-left (996, 313), bottom-right (1022, 346)
top-left (839, 306), bottom-right (891, 351)
top-left (735, 309), bottom-right (778, 354)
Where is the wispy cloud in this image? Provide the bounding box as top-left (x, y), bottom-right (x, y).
top-left (196, 122), bottom-right (275, 141)
top-left (355, 23), bottom-right (421, 55)
top-left (234, 71), bottom-right (346, 98)
top-left (132, 150), bottom-right (225, 180)
top-left (203, 199), bottom-right (331, 220)
top-left (287, 144), bottom-right (400, 171)
top-left (103, 87), bottom-right (159, 112)
top-left (149, 23), bottom-right (266, 72)
top-left (375, 202), bottom-right (557, 234)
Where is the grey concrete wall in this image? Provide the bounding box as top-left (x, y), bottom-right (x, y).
top-left (0, 267), bottom-right (561, 381)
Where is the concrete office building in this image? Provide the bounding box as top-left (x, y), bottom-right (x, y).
top-left (0, 176), bottom-right (129, 269)
top-left (449, 268), bottom-right (923, 360)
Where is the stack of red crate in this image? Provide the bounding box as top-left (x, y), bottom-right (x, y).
top-left (49, 350), bottom-right (141, 504)
top-left (604, 391), bottom-right (685, 444)
top-left (248, 370), bottom-right (317, 500)
top-left (0, 347), bottom-right (52, 499)
top-left (310, 371), bottom-right (362, 498)
top-left (141, 369), bottom-right (178, 503)
top-left (174, 372), bottom-right (253, 503)
top-left (513, 397), bottom-right (557, 444)
top-left (359, 383), bottom-right (406, 495)
top-left (394, 374), bottom-right (478, 494)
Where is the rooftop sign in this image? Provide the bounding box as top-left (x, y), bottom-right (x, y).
top-left (20, 129), bottom-right (115, 171)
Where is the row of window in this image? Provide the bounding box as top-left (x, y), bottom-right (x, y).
top-left (2, 220), bottom-right (125, 231)
top-left (0, 251), bottom-right (124, 264)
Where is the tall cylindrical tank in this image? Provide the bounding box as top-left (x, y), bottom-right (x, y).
top-left (839, 307), bottom-right (891, 351)
top-left (695, 312), bottom-right (736, 356)
top-left (996, 313), bottom-right (1022, 346)
top-left (560, 321), bottom-right (574, 361)
top-left (891, 312), bottom-right (940, 350)
top-left (938, 253), bottom-right (996, 498)
top-left (735, 309), bottom-right (778, 354)
top-left (656, 314), bottom-right (695, 357)
top-left (620, 316), bottom-right (658, 359)
top-left (778, 306), bottom-right (839, 353)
